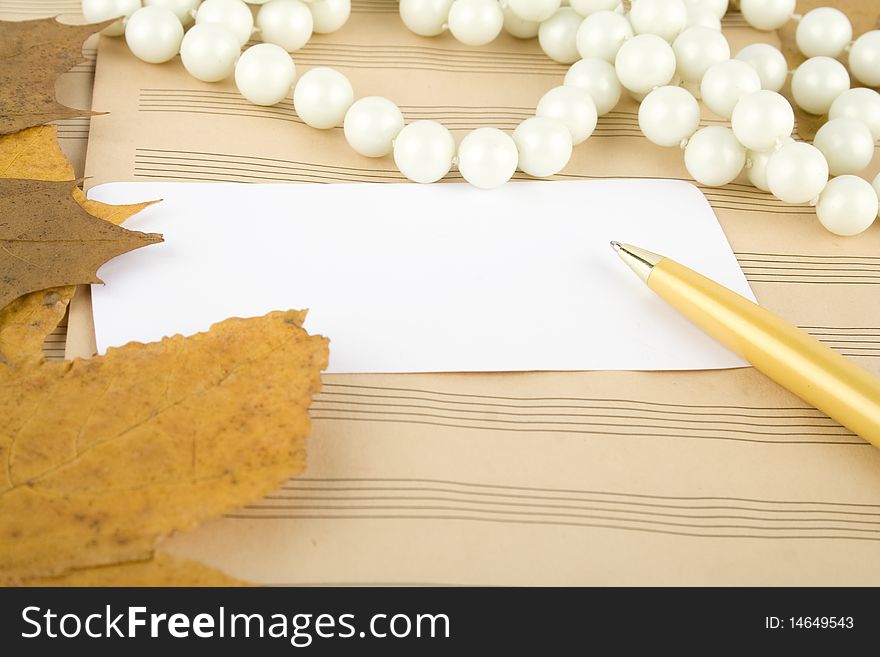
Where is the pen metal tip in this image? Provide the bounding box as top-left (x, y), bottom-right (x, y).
top-left (610, 241), bottom-right (622, 252)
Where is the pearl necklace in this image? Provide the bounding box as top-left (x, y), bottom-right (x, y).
top-left (82, 0), bottom-right (880, 236)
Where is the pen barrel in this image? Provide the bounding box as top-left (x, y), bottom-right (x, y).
top-left (649, 259), bottom-right (880, 448)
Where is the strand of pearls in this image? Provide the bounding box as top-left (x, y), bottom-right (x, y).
top-left (83, 0), bottom-right (880, 236)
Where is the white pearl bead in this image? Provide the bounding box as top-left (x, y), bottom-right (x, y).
top-left (739, 0), bottom-right (794, 31)
top-left (685, 0), bottom-right (727, 18)
top-left (746, 137), bottom-right (793, 192)
top-left (569, 0), bottom-right (620, 16)
top-left (795, 7), bottom-right (852, 59)
top-left (293, 67), bottom-right (353, 129)
top-left (503, 5), bottom-right (539, 39)
top-left (536, 85), bottom-right (598, 144)
top-left (125, 6), bottom-right (184, 64)
top-left (745, 155), bottom-right (770, 192)
top-left (812, 118), bottom-right (875, 177)
top-left (638, 85), bottom-right (700, 147)
top-left (615, 34), bottom-right (676, 94)
top-left (512, 117), bottom-right (573, 177)
top-left (82, 0), bottom-right (141, 37)
top-left (765, 142), bottom-right (828, 204)
top-left (731, 90), bottom-right (793, 152)
top-left (849, 31), bottom-right (880, 88)
top-left (145, 0), bottom-right (200, 27)
top-left (873, 174), bottom-right (880, 214)
top-left (791, 56), bottom-right (850, 116)
top-left (234, 43), bottom-right (296, 105)
top-left (700, 59), bottom-right (761, 119)
top-left (684, 1), bottom-right (721, 31)
top-left (257, 0), bottom-right (313, 52)
top-left (457, 128), bottom-right (519, 189)
top-left (180, 23), bottom-right (241, 82)
top-left (307, 0), bottom-right (350, 34)
top-left (684, 126), bottom-right (745, 186)
top-left (538, 8), bottom-right (583, 64)
top-left (576, 10), bottom-right (633, 63)
top-left (343, 96), bottom-right (405, 157)
top-left (816, 175), bottom-right (879, 236)
top-left (629, 0), bottom-right (688, 43)
top-left (508, 0), bottom-right (560, 22)
top-left (399, 0), bottom-right (454, 37)
top-left (393, 120), bottom-right (456, 184)
top-left (829, 88), bottom-right (880, 141)
top-left (196, 0), bottom-right (254, 46)
top-left (447, 0), bottom-right (503, 46)
top-left (734, 43), bottom-right (788, 92)
top-left (672, 26), bottom-right (730, 84)
top-left (564, 58), bottom-right (622, 115)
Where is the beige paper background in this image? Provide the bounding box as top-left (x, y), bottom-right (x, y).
top-left (7, 0), bottom-right (880, 584)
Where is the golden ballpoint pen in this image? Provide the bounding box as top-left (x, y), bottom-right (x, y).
top-left (611, 241), bottom-right (880, 448)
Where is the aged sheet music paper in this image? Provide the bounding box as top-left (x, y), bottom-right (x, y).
top-left (67, 2), bottom-right (880, 583)
top-left (166, 369), bottom-right (880, 586)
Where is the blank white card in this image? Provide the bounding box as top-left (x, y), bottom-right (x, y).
top-left (89, 180), bottom-right (755, 373)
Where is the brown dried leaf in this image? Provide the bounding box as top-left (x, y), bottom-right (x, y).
top-left (23, 551), bottom-right (248, 587)
top-left (0, 18), bottom-right (112, 135)
top-left (0, 177), bottom-right (163, 311)
top-left (0, 309), bottom-right (328, 583)
top-left (0, 126), bottom-right (159, 365)
top-left (0, 125), bottom-right (159, 223)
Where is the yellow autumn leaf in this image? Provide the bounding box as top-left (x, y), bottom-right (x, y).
top-left (0, 124), bottom-right (73, 178)
top-left (23, 551), bottom-right (247, 586)
top-left (1, 127), bottom-right (329, 585)
top-left (0, 287), bottom-right (77, 366)
top-left (1, 309), bottom-right (328, 584)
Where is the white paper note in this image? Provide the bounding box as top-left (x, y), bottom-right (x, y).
top-left (88, 180), bottom-right (756, 373)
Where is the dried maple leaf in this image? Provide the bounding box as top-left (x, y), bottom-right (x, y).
top-left (0, 309), bottom-right (328, 583)
top-left (0, 125), bottom-right (159, 234)
top-left (0, 126), bottom-right (158, 365)
top-left (0, 124), bottom-right (74, 179)
top-left (23, 551), bottom-right (247, 586)
top-left (0, 287), bottom-right (76, 366)
top-left (0, 177), bottom-right (163, 311)
top-left (0, 18), bottom-right (112, 135)
top-left (0, 127), bottom-right (327, 586)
